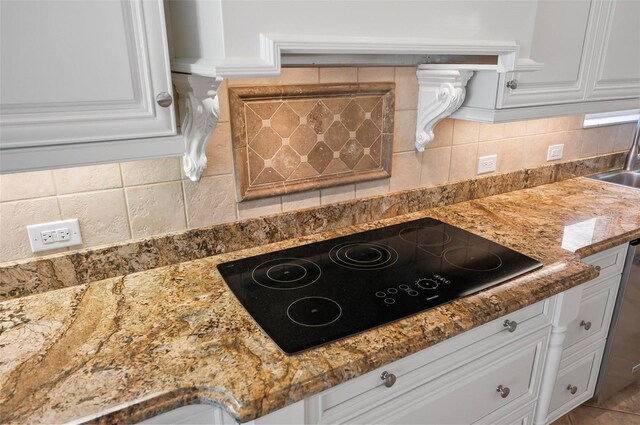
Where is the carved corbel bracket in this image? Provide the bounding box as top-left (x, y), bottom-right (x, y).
top-left (415, 67), bottom-right (474, 152)
top-left (172, 73), bottom-right (224, 181)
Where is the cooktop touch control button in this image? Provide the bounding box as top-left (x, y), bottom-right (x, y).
top-left (415, 278), bottom-right (439, 290)
top-left (387, 288), bottom-right (398, 294)
top-left (375, 291), bottom-right (386, 298)
top-left (384, 298), bottom-right (396, 304)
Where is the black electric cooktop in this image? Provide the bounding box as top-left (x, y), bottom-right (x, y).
top-left (217, 217), bottom-right (542, 354)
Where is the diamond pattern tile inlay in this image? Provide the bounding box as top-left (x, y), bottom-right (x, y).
top-left (229, 83), bottom-right (394, 200)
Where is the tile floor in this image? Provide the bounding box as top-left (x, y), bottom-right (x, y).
top-left (552, 381), bottom-right (640, 424)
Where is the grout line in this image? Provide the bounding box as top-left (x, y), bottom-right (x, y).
top-left (179, 180), bottom-right (189, 229)
top-left (122, 184), bottom-right (135, 240)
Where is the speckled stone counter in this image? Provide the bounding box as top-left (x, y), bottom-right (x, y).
top-left (1, 177), bottom-right (639, 424)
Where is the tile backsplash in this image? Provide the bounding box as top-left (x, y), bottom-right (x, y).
top-left (228, 83), bottom-right (394, 199)
top-left (0, 67), bottom-right (635, 263)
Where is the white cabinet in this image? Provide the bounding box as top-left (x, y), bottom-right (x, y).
top-left (0, 0), bottom-right (182, 173)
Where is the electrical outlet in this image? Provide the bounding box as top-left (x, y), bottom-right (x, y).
top-left (547, 144), bottom-right (564, 161)
top-left (27, 219), bottom-right (82, 253)
top-left (477, 154), bottom-right (498, 175)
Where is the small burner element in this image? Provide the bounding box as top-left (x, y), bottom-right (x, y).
top-left (252, 258), bottom-right (321, 290)
top-left (329, 241), bottom-right (398, 270)
top-left (399, 225), bottom-right (451, 247)
top-left (443, 246), bottom-right (503, 272)
top-left (287, 297), bottom-right (342, 327)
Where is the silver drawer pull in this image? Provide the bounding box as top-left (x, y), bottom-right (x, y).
top-left (503, 319), bottom-right (518, 333)
top-left (156, 92), bottom-right (173, 107)
top-left (595, 265), bottom-right (602, 271)
top-left (381, 371), bottom-right (396, 388)
top-left (506, 80), bottom-right (518, 89)
top-left (580, 320), bottom-right (592, 331)
top-left (497, 385), bottom-right (511, 398)
top-left (567, 385), bottom-right (578, 395)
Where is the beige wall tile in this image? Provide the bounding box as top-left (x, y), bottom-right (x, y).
top-left (121, 157), bottom-right (181, 186)
top-left (614, 123), bottom-right (635, 151)
top-left (559, 130), bottom-right (583, 161)
top-left (567, 115), bottom-right (585, 130)
top-left (478, 123), bottom-right (504, 142)
top-left (390, 151), bottom-right (422, 191)
top-left (356, 178), bottom-right (390, 198)
top-left (582, 126), bottom-right (617, 157)
top-left (449, 144), bottom-right (478, 182)
top-left (319, 67), bottom-right (358, 83)
top-left (522, 134), bottom-right (550, 168)
top-left (452, 120), bottom-right (480, 145)
top-left (0, 197), bottom-right (62, 262)
top-left (126, 182), bottom-right (186, 238)
top-left (499, 137), bottom-right (526, 172)
top-left (393, 110), bottom-right (418, 152)
top-left (237, 196), bottom-right (282, 219)
top-left (228, 68), bottom-right (319, 86)
top-left (420, 147), bottom-right (451, 186)
top-left (547, 116), bottom-right (571, 133)
top-left (0, 170), bottom-right (56, 202)
top-left (427, 118), bottom-right (454, 149)
top-left (358, 67), bottom-right (395, 82)
top-left (59, 189), bottom-right (130, 247)
top-left (394, 67), bottom-right (418, 110)
top-left (184, 175), bottom-right (237, 228)
top-left (320, 184), bottom-right (356, 204)
top-left (54, 164), bottom-right (121, 194)
top-left (597, 126), bottom-right (619, 155)
top-left (525, 118), bottom-right (551, 135)
top-left (203, 122), bottom-right (234, 177)
top-left (503, 121), bottom-right (528, 138)
top-left (282, 190), bottom-right (320, 212)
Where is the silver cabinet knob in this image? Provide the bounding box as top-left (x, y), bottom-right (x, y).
top-left (497, 385), bottom-right (511, 398)
top-left (503, 319), bottom-right (518, 333)
top-left (580, 320), bottom-right (592, 331)
top-left (567, 385), bottom-right (578, 395)
top-left (381, 371), bottom-right (397, 388)
top-left (595, 265), bottom-right (602, 271)
top-left (506, 80), bottom-right (518, 89)
top-left (156, 92), bottom-right (173, 107)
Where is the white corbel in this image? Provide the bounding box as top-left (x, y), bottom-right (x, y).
top-left (172, 73), bottom-right (224, 181)
top-left (415, 66), bottom-right (474, 152)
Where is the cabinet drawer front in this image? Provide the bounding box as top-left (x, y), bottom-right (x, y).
top-left (323, 329), bottom-right (547, 425)
top-left (583, 244), bottom-right (627, 281)
top-left (473, 401), bottom-right (536, 425)
top-left (317, 301), bottom-right (548, 416)
top-left (563, 275), bottom-right (619, 353)
top-left (548, 342), bottom-right (605, 419)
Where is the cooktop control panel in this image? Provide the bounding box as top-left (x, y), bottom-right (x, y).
top-left (217, 217), bottom-right (542, 354)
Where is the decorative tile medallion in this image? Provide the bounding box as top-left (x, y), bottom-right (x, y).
top-left (229, 83), bottom-right (395, 200)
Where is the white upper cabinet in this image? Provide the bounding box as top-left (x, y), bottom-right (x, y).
top-left (0, 0), bottom-right (180, 173)
top-left (498, 1), bottom-right (594, 108)
top-left (585, 0), bottom-right (640, 101)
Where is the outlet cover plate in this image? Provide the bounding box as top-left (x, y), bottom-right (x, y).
top-left (477, 154), bottom-right (498, 175)
top-left (27, 219), bottom-right (82, 253)
top-left (547, 144), bottom-right (564, 161)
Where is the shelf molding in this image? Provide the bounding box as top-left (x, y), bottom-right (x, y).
top-left (415, 66), bottom-right (474, 152)
top-left (172, 73), bottom-right (223, 181)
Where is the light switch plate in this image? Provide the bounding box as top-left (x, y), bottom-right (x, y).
top-left (26, 219), bottom-right (82, 253)
top-left (477, 154), bottom-right (498, 174)
top-left (547, 144), bottom-right (564, 161)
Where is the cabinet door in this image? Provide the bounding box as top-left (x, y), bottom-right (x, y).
top-left (498, 0), bottom-right (594, 108)
top-left (0, 0), bottom-right (176, 150)
top-left (585, 0), bottom-right (640, 100)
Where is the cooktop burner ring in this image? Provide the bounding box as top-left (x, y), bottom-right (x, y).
top-left (443, 246), bottom-right (503, 272)
top-left (398, 226), bottom-right (452, 247)
top-left (252, 258), bottom-right (321, 290)
top-left (287, 296), bottom-right (342, 327)
top-left (329, 241), bottom-right (399, 270)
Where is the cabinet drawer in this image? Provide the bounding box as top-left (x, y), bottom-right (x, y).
top-left (562, 275), bottom-right (619, 356)
top-left (317, 329), bottom-right (548, 424)
top-left (315, 301), bottom-right (549, 418)
top-left (548, 341), bottom-right (605, 422)
top-left (473, 401), bottom-right (535, 425)
top-left (583, 244), bottom-right (627, 281)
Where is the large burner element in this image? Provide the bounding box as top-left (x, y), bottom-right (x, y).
top-left (252, 258), bottom-right (321, 290)
top-left (329, 241), bottom-right (399, 270)
top-left (287, 297), bottom-right (342, 327)
top-left (444, 246), bottom-right (503, 272)
top-left (218, 217), bottom-right (542, 354)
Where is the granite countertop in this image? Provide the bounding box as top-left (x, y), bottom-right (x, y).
top-left (1, 177), bottom-right (640, 424)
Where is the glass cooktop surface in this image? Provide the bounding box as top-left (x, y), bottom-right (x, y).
top-left (217, 217), bottom-right (542, 354)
